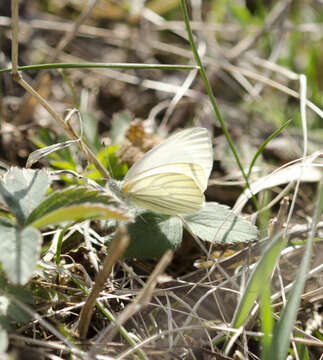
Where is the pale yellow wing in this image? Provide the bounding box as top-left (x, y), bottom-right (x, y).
top-left (124, 127), bottom-right (213, 191)
top-left (124, 163), bottom-right (206, 192)
top-left (123, 171), bottom-right (204, 215)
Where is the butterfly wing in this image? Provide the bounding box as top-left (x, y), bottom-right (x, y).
top-left (124, 162), bottom-right (206, 191)
top-left (123, 169), bottom-right (204, 215)
top-left (124, 127), bottom-right (213, 191)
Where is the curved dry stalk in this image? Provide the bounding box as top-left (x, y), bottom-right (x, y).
top-left (78, 226), bottom-right (130, 339)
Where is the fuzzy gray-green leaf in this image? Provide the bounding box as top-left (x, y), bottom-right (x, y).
top-left (183, 202), bottom-right (258, 244)
top-left (0, 167), bottom-right (49, 225)
top-left (0, 221), bottom-right (42, 285)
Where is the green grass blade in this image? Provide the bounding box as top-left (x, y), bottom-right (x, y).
top-left (232, 232), bottom-right (287, 328)
top-left (270, 180), bottom-right (323, 359)
top-left (246, 119), bottom-right (292, 180)
top-left (260, 283), bottom-right (274, 360)
top-left (0, 62), bottom-right (198, 73)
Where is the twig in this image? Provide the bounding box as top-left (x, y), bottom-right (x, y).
top-left (10, 0), bottom-right (19, 77)
top-left (78, 226), bottom-right (130, 339)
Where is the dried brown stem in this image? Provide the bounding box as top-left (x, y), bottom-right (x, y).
top-left (78, 226), bottom-right (130, 339)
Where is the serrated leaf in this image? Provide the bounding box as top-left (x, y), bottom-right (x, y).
top-left (30, 203), bottom-right (131, 228)
top-left (26, 186), bottom-right (120, 225)
top-left (120, 211), bottom-right (182, 259)
top-left (183, 202), bottom-right (258, 244)
top-left (0, 222), bottom-right (42, 285)
top-left (0, 168), bottom-right (49, 225)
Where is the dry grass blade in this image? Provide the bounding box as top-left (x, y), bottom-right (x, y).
top-left (78, 226), bottom-right (130, 339)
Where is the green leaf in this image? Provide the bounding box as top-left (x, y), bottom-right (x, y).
top-left (88, 145), bottom-right (128, 181)
top-left (106, 203), bottom-right (257, 259)
top-left (183, 202), bottom-right (258, 244)
top-left (232, 232), bottom-right (287, 328)
top-left (0, 168), bottom-right (49, 225)
top-left (0, 221), bottom-right (42, 284)
top-left (26, 186), bottom-right (123, 226)
top-left (86, 110), bottom-right (132, 181)
top-left (0, 276), bottom-right (33, 327)
top-left (50, 160), bottom-right (77, 171)
top-left (121, 211), bottom-right (183, 259)
top-left (31, 203), bottom-right (130, 228)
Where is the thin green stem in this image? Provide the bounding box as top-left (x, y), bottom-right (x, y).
top-left (180, 0), bottom-right (258, 208)
top-left (55, 223), bottom-right (73, 265)
top-left (246, 119), bottom-right (292, 180)
top-left (0, 62), bottom-right (198, 74)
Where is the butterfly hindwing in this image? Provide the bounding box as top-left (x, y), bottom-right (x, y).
top-left (124, 172), bottom-right (204, 215)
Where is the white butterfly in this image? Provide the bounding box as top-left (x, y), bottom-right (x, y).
top-left (109, 127), bottom-right (213, 215)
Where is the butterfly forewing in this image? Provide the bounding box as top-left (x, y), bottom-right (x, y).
top-left (124, 127), bottom-right (213, 190)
